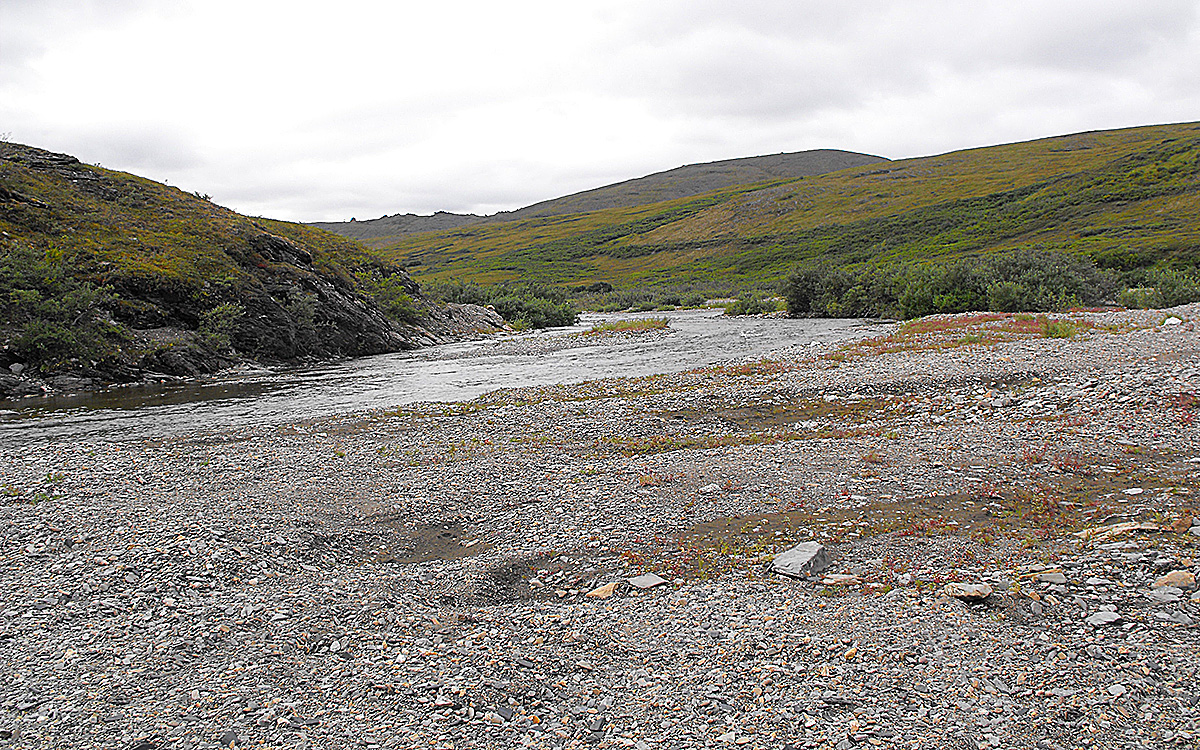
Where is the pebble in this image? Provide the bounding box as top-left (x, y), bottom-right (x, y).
top-left (1086, 610), bottom-right (1123, 627)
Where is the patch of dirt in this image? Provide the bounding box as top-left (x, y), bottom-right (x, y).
top-left (376, 521), bottom-right (488, 564)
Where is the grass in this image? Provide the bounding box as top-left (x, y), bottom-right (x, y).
top-left (577, 317), bottom-right (670, 336)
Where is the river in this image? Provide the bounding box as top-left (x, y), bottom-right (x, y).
top-left (0, 310), bottom-right (889, 446)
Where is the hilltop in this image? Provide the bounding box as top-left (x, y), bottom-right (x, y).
top-left (0, 143), bottom-right (502, 398)
top-left (357, 123), bottom-right (1200, 303)
top-left (312, 149), bottom-right (885, 240)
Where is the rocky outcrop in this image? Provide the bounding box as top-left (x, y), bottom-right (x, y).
top-left (0, 141), bottom-right (512, 399)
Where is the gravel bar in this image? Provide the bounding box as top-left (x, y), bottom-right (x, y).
top-left (3, 305), bottom-right (1199, 750)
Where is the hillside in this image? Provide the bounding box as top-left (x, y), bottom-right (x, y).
top-left (368, 123), bottom-right (1200, 294)
top-left (312, 149), bottom-right (886, 240)
top-left (0, 143), bottom-right (502, 398)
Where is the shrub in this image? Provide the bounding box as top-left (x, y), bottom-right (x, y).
top-left (198, 302), bottom-right (245, 350)
top-left (427, 280), bottom-right (576, 328)
top-left (355, 269), bottom-right (428, 324)
top-left (724, 293), bottom-right (777, 316)
top-left (782, 248), bottom-right (1112, 319)
top-left (1, 242), bottom-right (116, 368)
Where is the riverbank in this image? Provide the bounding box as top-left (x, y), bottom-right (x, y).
top-left (2, 305), bottom-right (1198, 750)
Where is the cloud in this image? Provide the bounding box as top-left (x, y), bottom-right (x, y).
top-left (2, 0), bottom-right (1199, 221)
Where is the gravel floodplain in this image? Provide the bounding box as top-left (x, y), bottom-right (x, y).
top-left (2, 306), bottom-right (1199, 750)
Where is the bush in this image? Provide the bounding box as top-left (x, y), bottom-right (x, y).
top-left (198, 302), bottom-right (245, 350)
top-left (355, 269), bottom-right (428, 324)
top-left (1, 242), bottom-right (116, 368)
top-left (782, 248), bottom-right (1112, 319)
top-left (426, 280), bottom-right (576, 328)
top-left (724, 293), bottom-right (777, 316)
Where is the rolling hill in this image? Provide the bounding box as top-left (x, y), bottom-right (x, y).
top-left (358, 123), bottom-right (1200, 293)
top-left (312, 149), bottom-right (886, 240)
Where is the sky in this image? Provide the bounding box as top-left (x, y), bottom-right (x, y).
top-left (2, 1), bottom-right (1199, 223)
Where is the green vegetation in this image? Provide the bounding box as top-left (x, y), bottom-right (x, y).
top-left (425, 280), bottom-right (577, 329)
top-left (781, 248), bottom-right (1112, 318)
top-left (580, 317), bottom-right (670, 335)
top-left (723, 292), bottom-right (780, 316)
top-left (197, 302), bottom-right (245, 350)
top-left (353, 268), bottom-right (427, 324)
top-left (369, 122), bottom-right (1200, 313)
top-left (1, 242), bottom-right (117, 367)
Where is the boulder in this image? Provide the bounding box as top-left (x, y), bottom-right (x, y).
top-left (771, 542), bottom-right (830, 578)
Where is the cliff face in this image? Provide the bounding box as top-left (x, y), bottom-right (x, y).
top-left (0, 142), bottom-right (505, 398)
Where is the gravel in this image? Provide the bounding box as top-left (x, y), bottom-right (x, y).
top-left (2, 304), bottom-right (1198, 750)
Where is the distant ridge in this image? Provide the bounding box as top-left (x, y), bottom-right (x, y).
top-left (312, 148), bottom-right (887, 239)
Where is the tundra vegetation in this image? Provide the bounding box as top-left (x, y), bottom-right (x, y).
top-left (368, 122), bottom-right (1200, 317)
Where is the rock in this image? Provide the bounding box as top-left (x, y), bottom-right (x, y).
top-left (699, 483), bottom-right (721, 494)
top-left (771, 542), bottom-right (830, 578)
top-left (1163, 316), bottom-right (1183, 325)
top-left (328, 639), bottom-right (342, 653)
top-left (1148, 587), bottom-right (1183, 603)
top-left (1122, 487), bottom-right (1144, 496)
top-left (1191, 526), bottom-right (1200, 537)
top-left (1085, 611), bottom-right (1122, 627)
top-left (217, 730), bottom-right (239, 747)
top-left (628, 573), bottom-right (667, 589)
top-left (821, 574), bottom-right (861, 586)
top-left (586, 582), bottom-right (618, 599)
top-left (1154, 570), bottom-right (1196, 589)
top-left (1108, 684), bottom-right (1127, 697)
top-left (1037, 572), bottom-right (1068, 585)
top-left (8, 363), bottom-right (24, 374)
top-left (943, 582), bottom-right (993, 600)
top-left (1073, 521), bottom-right (1162, 543)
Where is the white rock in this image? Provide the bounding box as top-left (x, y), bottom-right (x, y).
top-left (1163, 316), bottom-right (1183, 326)
top-left (943, 582), bottom-right (993, 600)
top-left (699, 483), bottom-right (721, 494)
top-left (627, 573), bottom-right (667, 589)
top-left (771, 542), bottom-right (830, 578)
top-left (1108, 683), bottom-right (1127, 697)
top-left (1085, 611), bottom-right (1122, 627)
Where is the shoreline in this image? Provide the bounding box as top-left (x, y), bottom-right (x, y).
top-left (2, 305), bottom-right (1198, 749)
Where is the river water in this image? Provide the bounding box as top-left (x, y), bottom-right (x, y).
top-left (0, 310), bottom-right (889, 446)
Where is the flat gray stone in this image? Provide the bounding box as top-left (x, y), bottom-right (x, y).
top-left (1085, 611), bottom-right (1122, 627)
top-left (944, 582), bottom-right (993, 600)
top-left (1038, 572), bottom-right (1068, 585)
top-left (627, 573), bottom-right (667, 589)
top-left (771, 542), bottom-right (830, 578)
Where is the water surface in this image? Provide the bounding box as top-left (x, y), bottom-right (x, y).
top-left (1, 310), bottom-right (888, 446)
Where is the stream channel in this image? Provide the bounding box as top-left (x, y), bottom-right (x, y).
top-left (1, 310), bottom-right (890, 447)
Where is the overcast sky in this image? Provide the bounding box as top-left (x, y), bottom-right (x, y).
top-left (3, 1), bottom-right (1198, 222)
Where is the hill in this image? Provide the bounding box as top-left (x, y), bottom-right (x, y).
top-left (312, 149), bottom-right (886, 240)
top-left (365, 123), bottom-right (1200, 304)
top-left (0, 143), bottom-right (502, 398)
